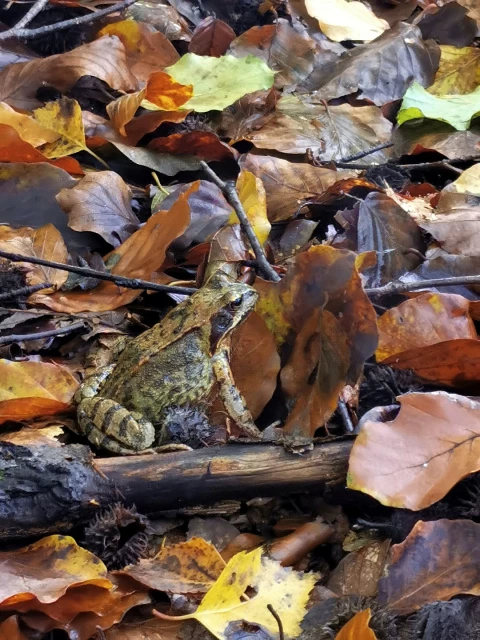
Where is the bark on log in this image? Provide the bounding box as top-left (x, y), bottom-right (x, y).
top-left (0, 439), bottom-right (352, 540)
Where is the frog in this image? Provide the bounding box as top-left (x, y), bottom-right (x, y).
top-left (75, 271), bottom-right (262, 454)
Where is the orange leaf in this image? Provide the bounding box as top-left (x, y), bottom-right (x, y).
top-left (335, 609), bottom-right (377, 639)
top-left (348, 391), bottom-right (480, 510)
top-left (149, 130), bottom-right (234, 161)
top-left (0, 360), bottom-right (78, 423)
top-left (376, 292), bottom-right (476, 361)
top-left (0, 102), bottom-right (59, 147)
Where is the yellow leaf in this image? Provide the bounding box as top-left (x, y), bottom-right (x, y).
top-left (0, 102), bottom-right (59, 147)
top-left (305, 0), bottom-right (388, 42)
top-left (429, 46), bottom-right (480, 96)
top-left (229, 170), bottom-right (271, 246)
top-left (34, 97), bottom-right (107, 167)
top-left (157, 547), bottom-right (316, 640)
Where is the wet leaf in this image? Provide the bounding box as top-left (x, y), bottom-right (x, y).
top-left (230, 169), bottom-right (270, 246)
top-left (348, 391), bottom-right (480, 510)
top-left (246, 94), bottom-right (392, 161)
top-left (327, 540), bottom-right (390, 598)
top-left (239, 154), bottom-right (357, 222)
top-left (383, 338), bottom-right (480, 388)
top-left (97, 20), bottom-right (179, 82)
top-left (0, 124), bottom-right (83, 175)
top-left (165, 53), bottom-right (275, 112)
top-left (37, 182), bottom-right (199, 312)
top-left (0, 535), bottom-right (110, 606)
top-left (0, 223), bottom-right (68, 290)
top-left (378, 519), bottom-right (480, 613)
top-left (121, 537), bottom-right (225, 593)
top-left (0, 360), bottom-right (78, 422)
top-left (148, 131), bottom-right (234, 161)
top-left (159, 547), bottom-right (316, 640)
top-left (56, 171), bottom-right (140, 247)
top-left (335, 609), bottom-right (377, 639)
top-left (189, 17), bottom-right (236, 57)
top-left (376, 293), bottom-right (476, 361)
top-left (315, 23), bottom-right (439, 105)
top-left (0, 36), bottom-right (137, 111)
top-left (305, 0), bottom-right (388, 42)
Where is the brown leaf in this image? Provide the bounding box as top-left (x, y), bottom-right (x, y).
top-left (97, 20), bottom-right (179, 83)
top-left (0, 223), bottom-right (68, 290)
top-left (189, 17), bottom-right (236, 57)
top-left (422, 191), bottom-right (480, 256)
top-left (393, 121), bottom-right (480, 160)
top-left (378, 519), bottom-right (480, 614)
top-left (0, 36), bottom-right (137, 110)
top-left (327, 540), bottom-right (391, 597)
top-left (239, 154), bottom-right (357, 222)
top-left (383, 338), bottom-right (480, 388)
top-left (104, 618), bottom-right (184, 640)
top-left (0, 360), bottom-right (78, 423)
top-left (148, 131), bottom-right (235, 161)
top-left (120, 537), bottom-right (225, 594)
top-left (348, 391), bottom-right (480, 510)
top-left (0, 616), bottom-right (28, 640)
top-left (56, 171), bottom-right (140, 247)
top-left (36, 182), bottom-right (199, 312)
top-left (246, 95), bottom-right (392, 161)
top-left (0, 535), bottom-right (111, 607)
top-left (229, 20), bottom-right (316, 90)
top-left (376, 292), bottom-right (477, 361)
top-left (335, 609), bottom-right (377, 639)
top-left (0, 124), bottom-right (83, 175)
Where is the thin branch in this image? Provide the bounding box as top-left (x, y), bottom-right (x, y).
top-left (5, 0), bottom-right (50, 33)
top-left (0, 282), bottom-right (52, 301)
top-left (267, 605), bottom-right (285, 640)
top-left (366, 275), bottom-right (480, 297)
top-left (0, 250), bottom-right (197, 296)
top-left (340, 142), bottom-right (393, 163)
top-left (0, 320), bottom-right (87, 345)
top-left (318, 156), bottom-right (480, 171)
top-left (200, 161), bottom-right (280, 282)
top-left (0, 0), bottom-right (139, 40)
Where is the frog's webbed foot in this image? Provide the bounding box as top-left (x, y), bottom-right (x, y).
top-left (211, 347), bottom-right (262, 440)
top-left (77, 397), bottom-right (156, 454)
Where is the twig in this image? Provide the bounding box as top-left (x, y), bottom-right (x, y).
top-left (366, 275), bottom-right (480, 296)
top-left (0, 282), bottom-right (53, 301)
top-left (340, 142), bottom-right (393, 163)
top-left (200, 161), bottom-right (280, 282)
top-left (0, 320), bottom-right (87, 345)
top-left (318, 157), bottom-right (480, 171)
top-left (3, 0), bottom-right (50, 34)
top-left (0, 0), bottom-right (139, 40)
top-left (267, 604), bottom-right (285, 640)
top-left (0, 250), bottom-right (197, 296)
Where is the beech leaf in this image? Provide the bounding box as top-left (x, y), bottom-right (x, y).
top-left (305, 0), bottom-right (389, 42)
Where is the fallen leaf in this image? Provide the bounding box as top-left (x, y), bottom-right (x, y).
top-left (104, 618), bottom-right (184, 640)
top-left (378, 519), bottom-right (480, 613)
top-left (246, 94), bottom-right (392, 161)
top-left (0, 124), bottom-right (83, 175)
top-left (305, 0), bottom-right (389, 42)
top-left (383, 338), bottom-right (480, 387)
top-left (443, 163), bottom-right (480, 195)
top-left (189, 17), bottom-right (236, 57)
top-left (0, 360), bottom-right (78, 422)
top-left (120, 537), bottom-right (225, 594)
top-left (335, 609), bottom-right (377, 639)
top-left (229, 20), bottom-right (316, 90)
top-left (0, 616), bottom-right (28, 640)
top-left (165, 53), bottom-right (275, 112)
top-left (0, 36), bottom-right (137, 111)
top-left (0, 223), bottom-right (68, 290)
top-left (327, 540), bottom-right (391, 597)
top-left (398, 81), bottom-right (480, 130)
top-left (36, 182), bottom-right (199, 312)
top-left (376, 293), bottom-right (476, 361)
top-left (393, 119), bottom-right (480, 160)
top-left (0, 102), bottom-right (59, 147)
top-left (148, 131), bottom-right (234, 161)
top-left (239, 154), bottom-right (357, 222)
top-left (156, 547), bottom-right (316, 640)
top-left (106, 140), bottom-right (201, 175)
top-left (230, 169), bottom-right (270, 246)
top-left (56, 171), bottom-right (140, 247)
top-left (315, 23), bottom-right (439, 105)
top-left (0, 535), bottom-right (110, 607)
top-left (428, 45), bottom-right (480, 95)
top-left (97, 20), bottom-right (179, 83)
top-left (348, 391), bottom-right (480, 510)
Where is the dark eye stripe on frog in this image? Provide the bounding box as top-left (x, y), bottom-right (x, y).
top-left (210, 308), bottom-right (234, 352)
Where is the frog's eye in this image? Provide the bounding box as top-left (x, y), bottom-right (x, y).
top-left (228, 296), bottom-right (243, 311)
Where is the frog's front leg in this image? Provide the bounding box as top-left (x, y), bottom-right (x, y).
top-left (211, 346), bottom-right (262, 439)
top-left (75, 366), bottom-right (156, 454)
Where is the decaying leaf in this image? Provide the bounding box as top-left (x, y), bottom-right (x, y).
top-left (189, 17), bottom-right (236, 57)
top-left (0, 360), bottom-right (78, 423)
top-left (348, 391), bottom-right (480, 510)
top-left (0, 102), bottom-right (59, 147)
top-left (428, 45), bottom-right (480, 95)
top-left (230, 169), bottom-right (270, 246)
top-left (305, 0), bottom-right (389, 42)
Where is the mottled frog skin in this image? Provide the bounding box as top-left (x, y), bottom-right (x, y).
top-left (75, 272), bottom-right (261, 454)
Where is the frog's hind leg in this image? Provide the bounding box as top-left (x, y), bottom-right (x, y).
top-left (77, 397), bottom-right (156, 454)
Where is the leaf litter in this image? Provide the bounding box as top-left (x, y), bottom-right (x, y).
top-left (0, 1), bottom-right (480, 639)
